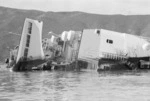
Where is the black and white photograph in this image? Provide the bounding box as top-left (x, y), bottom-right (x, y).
top-left (0, 0), bottom-right (150, 100)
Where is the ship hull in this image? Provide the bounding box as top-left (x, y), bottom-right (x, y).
top-left (12, 59), bottom-right (48, 71)
top-left (97, 56), bottom-right (150, 71)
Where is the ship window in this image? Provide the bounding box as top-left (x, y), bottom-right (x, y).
top-left (106, 39), bottom-right (113, 44)
top-left (24, 48), bottom-right (28, 58)
top-left (28, 22), bottom-right (32, 34)
top-left (97, 30), bottom-right (100, 34)
top-left (26, 35), bottom-right (30, 47)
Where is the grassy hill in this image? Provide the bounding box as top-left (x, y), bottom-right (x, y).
top-left (0, 6), bottom-right (150, 61)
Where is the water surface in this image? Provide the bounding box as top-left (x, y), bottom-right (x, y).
top-left (0, 67), bottom-right (150, 101)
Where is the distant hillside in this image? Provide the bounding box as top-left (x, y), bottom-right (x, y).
top-left (0, 6), bottom-right (150, 61)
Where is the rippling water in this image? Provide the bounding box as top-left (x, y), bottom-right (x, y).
top-left (0, 67), bottom-right (150, 101)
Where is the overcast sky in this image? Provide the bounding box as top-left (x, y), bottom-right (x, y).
top-left (0, 0), bottom-right (150, 15)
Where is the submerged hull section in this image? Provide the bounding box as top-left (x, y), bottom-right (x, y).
top-left (97, 56), bottom-right (150, 71)
top-left (12, 59), bottom-right (47, 71)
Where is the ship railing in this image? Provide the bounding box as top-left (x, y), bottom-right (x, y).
top-left (101, 52), bottom-right (128, 61)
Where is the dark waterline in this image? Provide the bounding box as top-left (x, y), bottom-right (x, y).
top-left (0, 68), bottom-right (150, 101)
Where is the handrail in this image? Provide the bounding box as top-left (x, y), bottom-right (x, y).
top-left (102, 52), bottom-right (127, 61)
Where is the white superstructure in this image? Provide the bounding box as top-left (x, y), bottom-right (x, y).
top-left (78, 29), bottom-right (150, 62)
top-left (16, 18), bottom-right (44, 62)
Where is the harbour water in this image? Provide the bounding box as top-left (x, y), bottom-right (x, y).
top-left (0, 67), bottom-right (150, 101)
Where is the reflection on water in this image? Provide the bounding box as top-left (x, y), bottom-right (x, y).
top-left (0, 69), bottom-right (150, 101)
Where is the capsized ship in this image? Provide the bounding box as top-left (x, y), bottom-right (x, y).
top-left (6, 18), bottom-right (150, 72)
